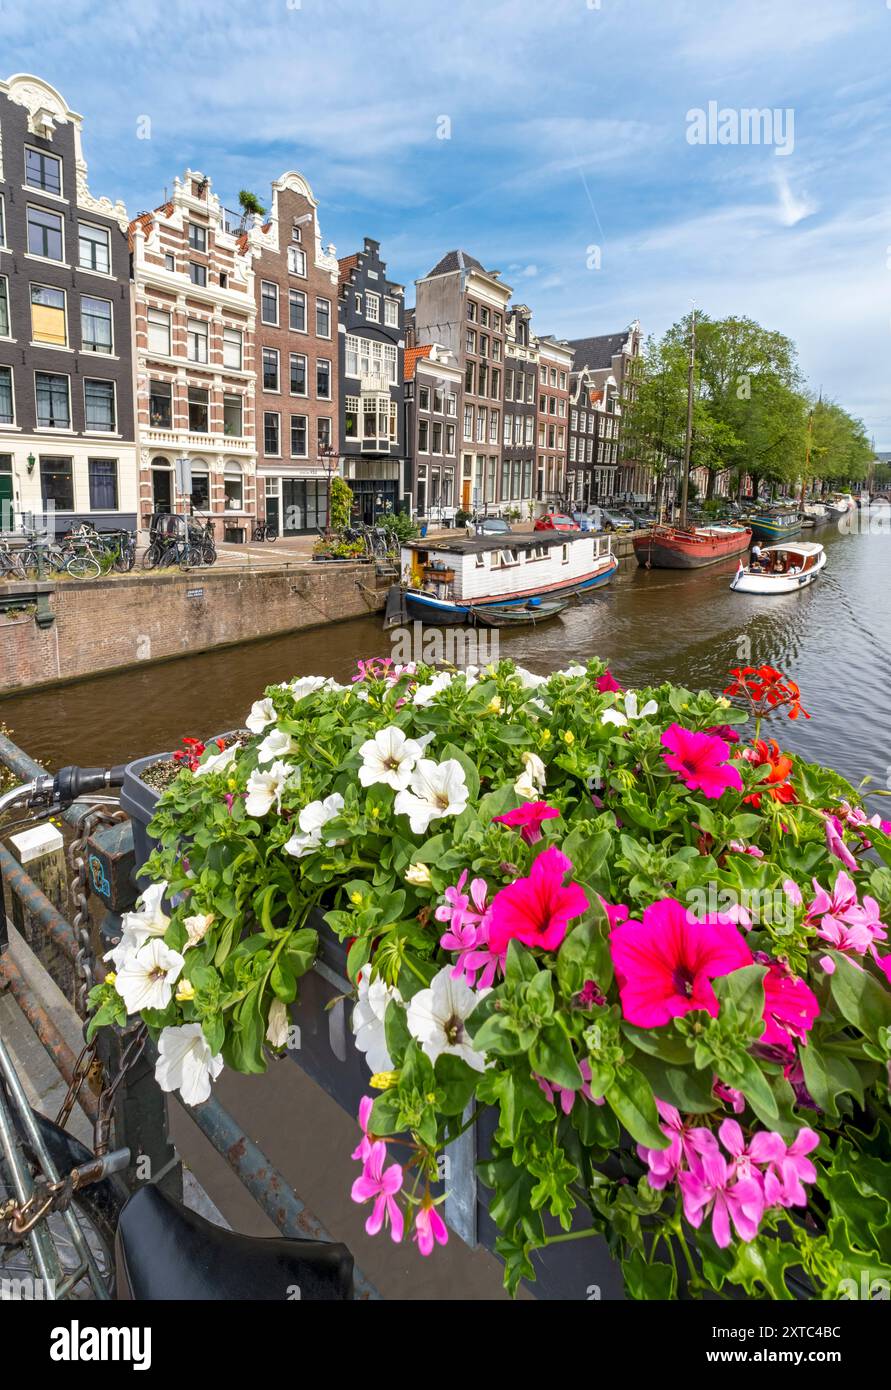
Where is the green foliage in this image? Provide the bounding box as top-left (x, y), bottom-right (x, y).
top-left (329, 476), bottom-right (354, 532)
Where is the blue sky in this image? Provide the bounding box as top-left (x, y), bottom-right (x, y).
top-left (3, 0), bottom-right (889, 444)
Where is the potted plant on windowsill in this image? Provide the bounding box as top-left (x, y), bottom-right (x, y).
top-left (91, 659), bottom-right (891, 1300)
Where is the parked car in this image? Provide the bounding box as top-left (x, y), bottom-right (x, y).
top-left (600, 509), bottom-right (635, 532)
top-left (533, 513), bottom-right (579, 533)
top-left (474, 516), bottom-right (513, 536)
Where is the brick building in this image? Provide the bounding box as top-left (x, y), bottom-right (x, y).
top-left (243, 171), bottom-right (340, 534)
top-left (535, 335), bottom-right (572, 506)
top-left (502, 305), bottom-right (538, 515)
top-left (567, 368), bottom-right (622, 507)
top-left (567, 321), bottom-right (645, 501)
top-left (0, 74), bottom-right (136, 535)
top-left (130, 170), bottom-right (256, 539)
top-left (403, 341), bottom-right (461, 522)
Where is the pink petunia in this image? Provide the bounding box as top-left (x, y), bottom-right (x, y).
top-left (661, 724), bottom-right (743, 800)
top-left (413, 1203), bottom-right (449, 1257)
top-left (350, 1140), bottom-right (404, 1243)
top-left (596, 670), bottom-right (624, 693)
top-left (759, 958), bottom-right (820, 1055)
top-left (488, 846), bottom-right (589, 955)
top-left (598, 896), bottom-right (630, 931)
top-left (609, 898), bottom-right (753, 1027)
top-left (493, 800), bottom-right (561, 845)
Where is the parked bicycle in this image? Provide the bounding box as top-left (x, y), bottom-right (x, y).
top-left (0, 542), bottom-right (26, 580)
top-left (251, 518), bottom-right (278, 543)
top-left (0, 765), bottom-right (355, 1301)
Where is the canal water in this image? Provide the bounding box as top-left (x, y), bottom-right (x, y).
top-left (2, 525), bottom-right (887, 800)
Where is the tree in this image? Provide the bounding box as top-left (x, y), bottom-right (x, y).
top-left (809, 399), bottom-right (872, 489)
top-left (238, 190), bottom-right (267, 222)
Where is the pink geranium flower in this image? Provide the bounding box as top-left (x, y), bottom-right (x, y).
top-left (351, 1095), bottom-right (375, 1164)
top-left (609, 898), bottom-right (753, 1027)
top-left (661, 724), bottom-right (743, 800)
top-left (488, 846), bottom-right (588, 955)
top-left (535, 1058), bottom-right (604, 1115)
top-left (637, 1100), bottom-right (717, 1188)
top-left (825, 815), bottom-right (858, 870)
top-left (350, 1140), bottom-right (404, 1242)
top-left (413, 1202), bottom-right (449, 1257)
top-left (807, 870), bottom-right (858, 922)
top-left (767, 1129), bottom-right (820, 1208)
top-left (678, 1148), bottom-right (765, 1247)
top-left (493, 800), bottom-right (560, 844)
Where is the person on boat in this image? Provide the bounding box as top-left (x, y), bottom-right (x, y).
top-left (751, 541), bottom-right (767, 569)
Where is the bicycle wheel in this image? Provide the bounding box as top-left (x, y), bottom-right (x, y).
top-left (1, 552), bottom-right (26, 580)
top-left (265, 527), bottom-right (277, 542)
top-left (18, 548), bottom-right (39, 576)
top-left (156, 544), bottom-right (179, 570)
top-left (141, 541), bottom-right (164, 570)
top-left (201, 540), bottom-right (217, 566)
top-left (66, 554), bottom-right (102, 579)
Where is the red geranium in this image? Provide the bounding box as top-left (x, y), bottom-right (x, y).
top-left (724, 665), bottom-right (810, 720)
top-left (743, 739), bottom-right (796, 808)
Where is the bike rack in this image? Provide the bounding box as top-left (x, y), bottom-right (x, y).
top-left (0, 731), bottom-right (379, 1300)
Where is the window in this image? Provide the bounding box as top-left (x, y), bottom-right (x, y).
top-left (188, 223), bottom-right (207, 252)
top-left (344, 336), bottom-right (397, 385)
top-left (27, 206), bottom-right (64, 261)
top-left (0, 195), bottom-right (6, 248)
top-left (479, 334), bottom-right (489, 358)
top-left (434, 387), bottom-right (445, 413)
top-left (0, 367), bottom-right (13, 424)
top-left (419, 419), bottom-right (429, 452)
top-left (290, 415), bottom-right (307, 456)
top-left (223, 394), bottom-right (243, 437)
top-left (164, 253), bottom-right (175, 272)
top-left (189, 262), bottom-right (207, 287)
top-left (261, 281), bottom-right (279, 325)
top-left (29, 285), bottom-right (66, 346)
top-left (492, 339), bottom-right (502, 362)
top-left (88, 458), bottom-right (118, 510)
top-left (26, 148), bottom-right (62, 195)
top-left (447, 392), bottom-right (457, 416)
top-left (147, 308), bottom-right (171, 356)
top-left (81, 296), bottom-right (113, 354)
top-left (84, 379), bottom-right (116, 432)
top-left (384, 298), bottom-right (399, 328)
top-left (35, 372), bottom-right (70, 429)
top-left (149, 379), bottom-right (172, 429)
top-left (187, 318), bottom-right (208, 363)
top-left (466, 329), bottom-right (476, 354)
top-left (465, 360), bottom-right (475, 394)
top-left (78, 223), bottom-right (111, 274)
top-left (316, 297), bottom-right (331, 337)
top-left (446, 423), bottom-right (456, 454)
top-left (289, 353), bottom-right (307, 395)
top-left (478, 362), bottom-right (488, 395)
top-left (480, 306), bottom-right (490, 327)
top-left (365, 292), bottom-right (380, 323)
top-left (223, 326), bottom-right (243, 370)
top-left (344, 398), bottom-right (359, 441)
top-left (264, 411), bottom-right (280, 455)
top-left (191, 471), bottom-right (210, 510)
top-left (262, 347), bottom-right (280, 392)
top-left (418, 385), bottom-right (430, 411)
top-left (463, 404), bottom-right (473, 440)
top-left (494, 313), bottom-right (502, 332)
top-left (291, 225), bottom-right (302, 242)
top-left (491, 368), bottom-right (500, 399)
top-left (432, 422), bottom-right (443, 454)
top-left (289, 289), bottom-right (306, 332)
top-left (287, 246), bottom-right (306, 276)
top-left (188, 386), bottom-right (209, 432)
top-left (317, 417), bottom-right (332, 450)
top-left (489, 411), bottom-right (499, 445)
top-left (316, 359), bottom-right (331, 399)
top-left (219, 272), bottom-right (228, 289)
top-left (224, 467), bottom-right (243, 512)
top-left (40, 456), bottom-right (73, 510)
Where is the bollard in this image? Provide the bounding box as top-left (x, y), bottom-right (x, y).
top-left (7, 822), bottom-right (76, 1005)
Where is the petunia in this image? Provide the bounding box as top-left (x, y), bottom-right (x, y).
top-left (609, 897), bottom-right (752, 1027)
top-left (406, 966), bottom-right (490, 1072)
top-left (413, 1202), bottom-right (449, 1257)
top-left (289, 675), bottom-right (334, 701)
top-left (358, 726), bottom-right (424, 792)
top-left (256, 729), bottom-right (295, 765)
top-left (661, 724), bottom-right (743, 800)
top-left (601, 690), bottom-right (658, 728)
top-left (282, 793), bottom-right (345, 858)
top-left (394, 759), bottom-right (469, 835)
top-left (183, 912), bottom-right (215, 949)
top-left (194, 741), bottom-right (242, 776)
top-left (759, 959), bottom-right (819, 1054)
top-left (488, 846), bottom-right (589, 955)
top-left (596, 670), bottom-right (623, 693)
top-left (104, 880), bottom-right (170, 970)
top-left (412, 671), bottom-right (452, 707)
top-left (405, 861), bottom-right (433, 887)
top-left (265, 997), bottom-right (290, 1048)
top-left (244, 761), bottom-right (294, 817)
top-left (154, 1022), bottom-right (223, 1106)
top-left (493, 800), bottom-right (560, 845)
top-left (351, 1141), bottom-right (404, 1242)
top-left (245, 697), bottom-right (276, 733)
top-left (352, 973), bottom-right (402, 1075)
top-left (115, 938), bottom-right (184, 1015)
top-left (514, 750), bottom-right (547, 800)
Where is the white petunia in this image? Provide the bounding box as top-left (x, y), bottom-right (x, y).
top-left (289, 675), bottom-right (331, 701)
top-left (266, 998), bottom-right (291, 1049)
top-left (194, 742), bottom-right (241, 777)
top-left (246, 697), bottom-right (276, 733)
top-left (514, 749), bottom-right (546, 799)
top-left (405, 861), bottom-right (433, 887)
top-left (514, 665), bottom-right (548, 690)
top-left (183, 912), bottom-right (215, 949)
top-left (257, 728), bottom-right (296, 764)
top-left (154, 1023), bottom-right (223, 1106)
top-left (600, 691), bottom-right (658, 729)
top-left (394, 758), bottom-right (469, 835)
top-left (115, 938), bottom-right (184, 1015)
top-left (283, 793), bottom-right (345, 858)
top-left (406, 967), bottom-right (490, 1072)
top-left (104, 881), bottom-right (170, 970)
top-left (560, 663), bottom-right (587, 678)
top-left (358, 726), bottom-right (424, 791)
top-left (412, 671), bottom-right (452, 707)
top-left (244, 761), bottom-right (294, 817)
top-left (352, 974), bottom-right (403, 1075)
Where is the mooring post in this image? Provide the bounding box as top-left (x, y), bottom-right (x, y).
top-left (7, 823), bottom-right (76, 1005)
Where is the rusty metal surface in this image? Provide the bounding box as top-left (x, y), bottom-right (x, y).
top-left (0, 954), bottom-right (99, 1123)
top-left (0, 842), bottom-right (78, 963)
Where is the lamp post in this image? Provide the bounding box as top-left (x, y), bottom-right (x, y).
top-left (318, 445), bottom-right (338, 532)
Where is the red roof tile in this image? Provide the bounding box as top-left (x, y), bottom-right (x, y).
top-left (404, 345), bottom-right (433, 380)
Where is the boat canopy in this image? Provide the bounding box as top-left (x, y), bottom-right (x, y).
top-left (761, 541), bottom-right (824, 556)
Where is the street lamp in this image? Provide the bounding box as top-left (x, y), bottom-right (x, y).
top-left (318, 445), bottom-right (338, 532)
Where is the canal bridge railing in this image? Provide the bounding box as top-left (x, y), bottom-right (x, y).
top-left (0, 730), bottom-right (379, 1299)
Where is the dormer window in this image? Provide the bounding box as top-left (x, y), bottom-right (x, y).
top-left (291, 225), bottom-right (302, 242)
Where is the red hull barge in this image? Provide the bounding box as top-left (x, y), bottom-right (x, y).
top-left (633, 524), bottom-right (752, 569)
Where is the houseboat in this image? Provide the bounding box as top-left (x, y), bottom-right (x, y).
top-left (633, 523), bottom-right (751, 569)
top-left (396, 531), bottom-right (617, 625)
top-left (747, 510), bottom-right (802, 543)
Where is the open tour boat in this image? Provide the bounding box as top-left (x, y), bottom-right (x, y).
top-left (633, 523), bottom-right (752, 569)
top-left (730, 541), bottom-right (826, 595)
top-left (395, 531), bottom-right (617, 625)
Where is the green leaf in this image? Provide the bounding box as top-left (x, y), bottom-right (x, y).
top-left (633, 1052), bottom-right (717, 1113)
top-left (799, 1040), bottom-right (865, 1118)
top-left (605, 1064), bottom-right (669, 1149)
top-left (556, 906), bottom-right (613, 999)
top-left (433, 1053), bottom-right (478, 1116)
top-left (384, 998), bottom-right (411, 1067)
top-left (827, 952), bottom-right (891, 1040)
top-left (441, 742), bottom-right (481, 802)
top-left (530, 1022), bottom-right (583, 1092)
top-left (712, 963), bottom-right (767, 1036)
top-left (622, 1248), bottom-right (677, 1300)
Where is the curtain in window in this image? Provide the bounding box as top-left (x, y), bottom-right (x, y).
top-left (88, 459), bottom-right (118, 510)
top-left (0, 368), bottom-right (12, 424)
top-left (36, 374), bottom-right (70, 429)
top-left (82, 299), bottom-right (112, 352)
top-left (85, 380), bottom-right (115, 431)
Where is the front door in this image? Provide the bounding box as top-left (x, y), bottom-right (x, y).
top-left (152, 469), bottom-right (172, 513)
top-left (462, 478), bottom-right (471, 511)
top-left (0, 456), bottom-right (13, 531)
top-left (265, 492), bottom-right (280, 535)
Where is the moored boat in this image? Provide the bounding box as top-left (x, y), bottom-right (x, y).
top-left (632, 523), bottom-right (752, 569)
top-left (730, 541), bottom-right (826, 595)
top-left (398, 531), bottom-right (617, 625)
top-left (802, 502), bottom-right (830, 526)
top-left (747, 511), bottom-right (802, 542)
top-left (472, 597), bottom-right (570, 628)
top-left (827, 493), bottom-right (857, 523)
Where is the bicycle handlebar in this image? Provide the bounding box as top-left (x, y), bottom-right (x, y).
top-left (0, 764), bottom-right (127, 818)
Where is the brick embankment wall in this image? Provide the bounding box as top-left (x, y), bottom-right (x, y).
top-left (0, 563), bottom-right (386, 693)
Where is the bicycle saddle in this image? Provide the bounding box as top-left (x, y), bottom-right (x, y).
top-left (115, 1184), bottom-right (354, 1301)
